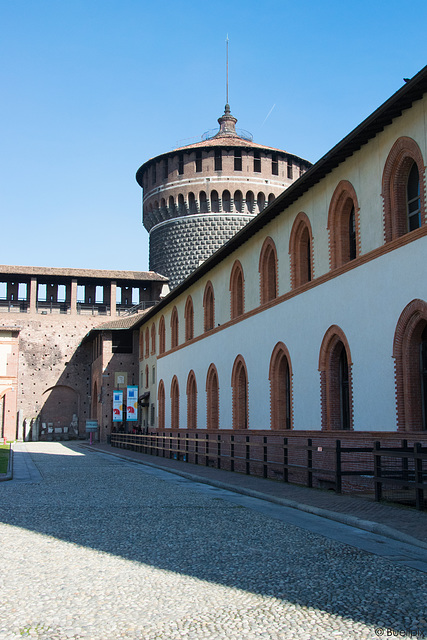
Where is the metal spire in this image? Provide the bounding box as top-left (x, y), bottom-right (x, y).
top-left (226, 34), bottom-right (229, 107)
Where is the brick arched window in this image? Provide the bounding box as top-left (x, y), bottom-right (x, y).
top-left (382, 136), bottom-right (425, 242)
top-left (186, 370), bottom-right (197, 429)
top-left (269, 342), bottom-right (293, 430)
top-left (231, 355), bottom-right (248, 429)
top-left (230, 260), bottom-right (245, 319)
top-left (158, 379), bottom-right (165, 430)
top-left (393, 299), bottom-right (427, 431)
top-left (170, 306), bottom-right (179, 348)
top-left (211, 190), bottom-right (219, 213)
top-left (170, 375), bottom-right (179, 429)
top-left (328, 181), bottom-right (360, 269)
top-left (203, 281), bottom-right (215, 332)
top-left (200, 191), bottom-right (208, 213)
top-left (319, 326), bottom-right (353, 430)
top-left (206, 364), bottom-right (219, 430)
top-left (151, 323), bottom-right (156, 354)
top-left (184, 296), bottom-right (194, 341)
top-left (158, 316), bottom-right (165, 355)
top-left (259, 237), bottom-right (278, 304)
top-left (222, 189), bottom-right (231, 212)
top-left (145, 328), bottom-right (150, 358)
top-left (289, 212), bottom-right (313, 289)
top-left (139, 330), bottom-right (144, 360)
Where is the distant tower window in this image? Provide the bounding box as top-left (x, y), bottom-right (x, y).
top-left (287, 159), bottom-right (293, 179)
top-left (234, 149), bottom-right (242, 171)
top-left (272, 153), bottom-right (279, 176)
top-left (195, 151), bottom-right (202, 173)
top-left (162, 158), bottom-right (168, 180)
top-left (254, 151), bottom-right (261, 173)
top-left (178, 154), bottom-right (184, 175)
top-left (215, 149), bottom-right (222, 171)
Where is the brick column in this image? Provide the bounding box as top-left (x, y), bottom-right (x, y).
top-left (29, 277), bottom-right (37, 313)
top-left (110, 281), bottom-right (117, 317)
top-left (70, 279), bottom-right (78, 315)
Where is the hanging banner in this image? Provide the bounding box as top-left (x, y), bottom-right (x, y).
top-left (113, 390), bottom-right (123, 422)
top-left (127, 386), bottom-right (138, 421)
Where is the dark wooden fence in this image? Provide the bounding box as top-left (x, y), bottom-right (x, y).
top-left (374, 440), bottom-right (427, 510)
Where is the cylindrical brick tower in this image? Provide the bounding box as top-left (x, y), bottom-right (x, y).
top-left (136, 105), bottom-right (311, 289)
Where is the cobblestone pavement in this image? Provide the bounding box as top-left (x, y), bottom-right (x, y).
top-left (1, 443), bottom-right (427, 640)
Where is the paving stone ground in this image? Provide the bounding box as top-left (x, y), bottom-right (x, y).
top-left (1, 442), bottom-right (427, 640)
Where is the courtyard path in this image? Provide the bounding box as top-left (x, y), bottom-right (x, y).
top-left (0, 442), bottom-right (426, 640)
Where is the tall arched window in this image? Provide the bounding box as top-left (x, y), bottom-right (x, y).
top-left (393, 299), bottom-right (427, 431)
top-left (170, 376), bottom-right (179, 428)
top-left (289, 212), bottom-right (313, 289)
top-left (328, 181), bottom-right (360, 269)
top-left (203, 281), bottom-right (215, 332)
top-left (230, 260), bottom-right (244, 319)
top-left (184, 296), bottom-right (194, 341)
top-left (151, 323), bottom-right (156, 354)
top-left (319, 326), bottom-right (353, 430)
top-left (145, 365), bottom-right (149, 389)
top-left (269, 343), bottom-right (292, 430)
top-left (168, 196), bottom-right (175, 215)
top-left (170, 307), bottom-right (179, 349)
top-left (246, 191), bottom-right (254, 214)
top-left (211, 190), bottom-right (219, 213)
top-left (186, 370), bottom-right (197, 429)
top-left (188, 192), bottom-right (197, 214)
top-left (231, 355), bottom-right (248, 429)
top-left (178, 194), bottom-right (186, 214)
top-left (234, 190), bottom-right (243, 213)
top-left (200, 191), bottom-right (208, 213)
top-left (206, 364), bottom-right (219, 430)
top-left (382, 136), bottom-right (425, 242)
top-left (145, 328), bottom-right (150, 358)
top-left (139, 330), bottom-right (144, 360)
top-left (159, 316), bottom-right (165, 354)
top-left (222, 189), bottom-right (231, 212)
top-left (259, 237), bottom-right (278, 304)
top-left (257, 192), bottom-right (266, 213)
top-left (158, 380), bottom-right (165, 429)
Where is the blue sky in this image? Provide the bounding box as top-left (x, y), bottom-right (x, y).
top-left (1, 0), bottom-right (426, 272)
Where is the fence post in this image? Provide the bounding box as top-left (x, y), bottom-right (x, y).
top-left (335, 439), bottom-right (342, 494)
top-left (185, 432), bottom-right (189, 463)
top-left (195, 433), bottom-right (199, 465)
top-left (374, 441), bottom-right (382, 503)
top-left (263, 436), bottom-right (268, 479)
top-left (283, 437), bottom-right (288, 483)
top-left (245, 435), bottom-right (250, 475)
top-left (307, 438), bottom-right (313, 488)
top-left (415, 442), bottom-right (424, 511)
top-left (205, 433), bottom-right (209, 466)
top-left (231, 435), bottom-right (235, 472)
top-left (217, 434), bottom-right (221, 470)
top-left (401, 439), bottom-right (408, 485)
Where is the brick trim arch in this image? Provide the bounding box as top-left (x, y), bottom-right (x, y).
top-left (327, 180), bottom-right (361, 269)
top-left (186, 370), bottom-right (197, 429)
top-left (229, 260), bottom-right (245, 319)
top-left (184, 296), bottom-right (194, 341)
top-left (139, 329), bottom-right (144, 360)
top-left (158, 316), bottom-right (165, 355)
top-left (158, 379), bottom-right (165, 429)
top-left (269, 342), bottom-right (293, 430)
top-left (382, 136), bottom-right (426, 243)
top-left (151, 323), bottom-right (156, 355)
top-left (170, 306), bottom-right (179, 348)
top-left (259, 237), bottom-right (278, 304)
top-left (393, 299), bottom-right (427, 431)
top-left (145, 327), bottom-right (150, 358)
top-left (170, 375), bottom-right (179, 429)
top-left (203, 281), bottom-right (215, 332)
top-left (231, 354), bottom-right (249, 429)
top-left (319, 325), bottom-right (353, 430)
top-left (289, 212), bottom-right (314, 289)
top-left (206, 363), bottom-right (219, 430)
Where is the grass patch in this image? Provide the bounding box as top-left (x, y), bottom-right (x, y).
top-left (0, 444), bottom-right (10, 474)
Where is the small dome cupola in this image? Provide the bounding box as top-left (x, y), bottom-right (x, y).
top-left (216, 104), bottom-right (238, 137)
